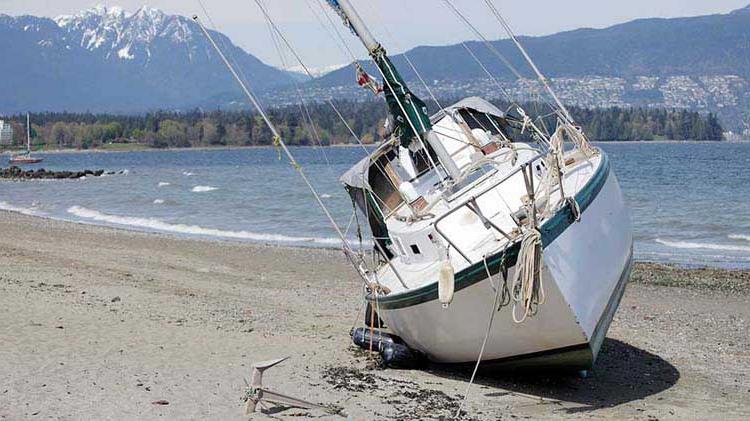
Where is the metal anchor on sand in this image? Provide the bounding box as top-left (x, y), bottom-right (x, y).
top-left (244, 357), bottom-right (326, 414)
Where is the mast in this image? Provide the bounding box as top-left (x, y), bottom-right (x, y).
top-left (326, 0), bottom-right (461, 181)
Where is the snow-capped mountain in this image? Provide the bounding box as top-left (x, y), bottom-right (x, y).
top-left (0, 5), bottom-right (293, 113)
top-left (55, 6), bottom-right (201, 64)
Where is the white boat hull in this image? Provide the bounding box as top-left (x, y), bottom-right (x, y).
top-left (370, 154), bottom-right (633, 368)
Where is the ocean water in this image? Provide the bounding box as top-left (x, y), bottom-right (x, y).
top-left (1, 142), bottom-right (749, 269)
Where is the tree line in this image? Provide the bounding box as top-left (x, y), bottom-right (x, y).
top-left (0, 99), bottom-right (724, 150)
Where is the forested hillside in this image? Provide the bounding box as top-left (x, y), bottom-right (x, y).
top-left (0, 99), bottom-right (724, 151)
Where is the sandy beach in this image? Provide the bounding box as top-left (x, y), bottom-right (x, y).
top-left (0, 210), bottom-right (748, 420)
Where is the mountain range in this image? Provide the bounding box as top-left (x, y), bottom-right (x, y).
top-left (318, 5), bottom-right (750, 85)
top-left (0, 6), bottom-right (291, 113)
top-left (1, 4), bottom-right (749, 131)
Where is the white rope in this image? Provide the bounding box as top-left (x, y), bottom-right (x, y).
top-left (511, 227), bottom-right (545, 324)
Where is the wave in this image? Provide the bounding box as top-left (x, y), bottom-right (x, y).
top-left (655, 238), bottom-right (750, 253)
top-left (182, 171), bottom-right (194, 176)
top-left (0, 201), bottom-right (42, 217)
top-left (153, 199), bottom-right (165, 205)
top-left (66, 206), bottom-right (342, 245)
top-left (158, 182), bottom-right (171, 187)
top-left (729, 234), bottom-right (750, 242)
top-left (192, 186), bottom-right (218, 193)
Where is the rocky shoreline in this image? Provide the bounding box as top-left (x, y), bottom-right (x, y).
top-left (0, 166), bottom-right (119, 180)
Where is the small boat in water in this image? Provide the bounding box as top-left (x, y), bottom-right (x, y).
top-left (196, 0), bottom-right (633, 371)
top-left (9, 113), bottom-right (43, 165)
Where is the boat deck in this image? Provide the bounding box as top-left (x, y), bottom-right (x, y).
top-left (374, 152), bottom-right (601, 294)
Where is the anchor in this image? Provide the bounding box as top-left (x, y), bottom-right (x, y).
top-left (244, 357), bottom-right (326, 414)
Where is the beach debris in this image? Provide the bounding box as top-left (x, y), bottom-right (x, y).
top-left (243, 357), bottom-right (325, 415)
top-left (111, 296), bottom-right (121, 303)
top-left (151, 400), bottom-right (169, 405)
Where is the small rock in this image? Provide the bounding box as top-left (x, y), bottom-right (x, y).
top-left (111, 296), bottom-right (121, 303)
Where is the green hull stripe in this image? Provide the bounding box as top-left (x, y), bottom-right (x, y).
top-left (370, 152), bottom-right (612, 310)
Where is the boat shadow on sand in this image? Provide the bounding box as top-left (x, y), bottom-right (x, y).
top-left (426, 338), bottom-right (679, 414)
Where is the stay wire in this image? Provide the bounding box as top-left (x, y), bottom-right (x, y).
top-left (192, 16), bottom-right (369, 282)
top-left (260, 0), bottom-right (332, 167)
top-left (255, 0), bottom-right (370, 154)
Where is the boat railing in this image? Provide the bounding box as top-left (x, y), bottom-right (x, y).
top-left (433, 150), bottom-right (550, 264)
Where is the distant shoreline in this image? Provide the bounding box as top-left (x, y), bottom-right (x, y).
top-left (0, 142), bottom-right (372, 155)
top-left (1, 139), bottom-right (743, 156)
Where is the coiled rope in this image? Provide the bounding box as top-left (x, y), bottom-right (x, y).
top-left (510, 227), bottom-right (545, 324)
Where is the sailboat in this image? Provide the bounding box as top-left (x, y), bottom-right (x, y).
top-left (196, 0), bottom-right (633, 370)
top-left (9, 113), bottom-right (43, 165)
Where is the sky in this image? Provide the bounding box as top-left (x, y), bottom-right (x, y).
top-left (1, 0), bottom-right (749, 68)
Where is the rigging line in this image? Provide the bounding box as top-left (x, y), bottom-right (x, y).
top-left (443, 0), bottom-right (562, 130)
top-left (261, 0), bottom-right (332, 167)
top-left (321, 0), bottom-right (448, 189)
top-left (256, 0), bottom-right (408, 212)
top-left (461, 42), bottom-right (514, 103)
top-left (255, 0), bottom-right (370, 155)
top-left (378, 57), bottom-right (449, 184)
top-left (196, 0), bottom-right (255, 101)
top-left (253, 0), bottom-right (409, 212)
top-left (358, 0), bottom-right (446, 112)
top-left (193, 16), bottom-right (367, 278)
top-left (313, 0), bottom-right (359, 62)
top-left (454, 253), bottom-right (506, 419)
top-left (320, 0), bottom-right (447, 182)
top-left (306, 0), bottom-right (357, 62)
top-left (441, 0), bottom-right (524, 80)
top-left (482, 0), bottom-right (575, 124)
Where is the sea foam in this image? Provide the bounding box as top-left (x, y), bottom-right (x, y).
top-left (192, 186), bottom-right (218, 193)
top-left (66, 206), bottom-right (341, 245)
top-left (656, 238), bottom-right (750, 253)
top-left (729, 234), bottom-right (750, 242)
top-left (158, 182), bottom-right (171, 187)
top-left (0, 201), bottom-right (41, 216)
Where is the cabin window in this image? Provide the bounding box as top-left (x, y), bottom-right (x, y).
top-left (368, 151), bottom-right (405, 214)
top-left (410, 244), bottom-right (421, 255)
top-left (458, 109), bottom-right (507, 137)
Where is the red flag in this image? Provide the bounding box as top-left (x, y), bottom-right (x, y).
top-left (355, 63), bottom-right (382, 96)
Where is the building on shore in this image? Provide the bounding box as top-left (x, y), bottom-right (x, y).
top-left (0, 120), bottom-right (14, 146)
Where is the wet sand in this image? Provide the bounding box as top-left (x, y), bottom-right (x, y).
top-left (0, 211), bottom-right (748, 420)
